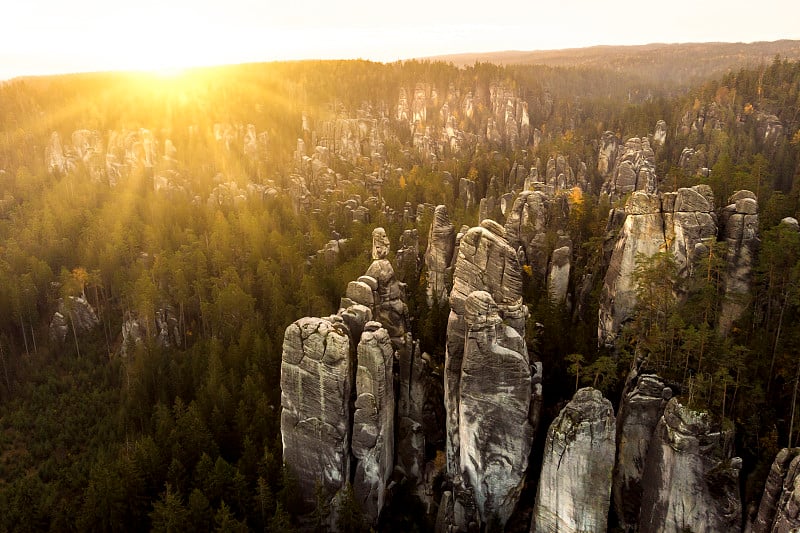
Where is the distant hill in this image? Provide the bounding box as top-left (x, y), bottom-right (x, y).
top-left (420, 40), bottom-right (800, 88)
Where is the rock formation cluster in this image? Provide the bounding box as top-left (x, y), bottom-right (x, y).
top-left (599, 186), bottom-right (759, 346)
top-left (280, 228), bottom-right (437, 528)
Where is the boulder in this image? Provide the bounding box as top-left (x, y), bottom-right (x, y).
top-left (531, 387), bottom-right (616, 533)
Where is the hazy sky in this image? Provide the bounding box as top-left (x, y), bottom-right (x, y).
top-left (2, 0), bottom-right (800, 80)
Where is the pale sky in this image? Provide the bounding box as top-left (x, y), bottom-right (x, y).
top-left (2, 0), bottom-right (800, 80)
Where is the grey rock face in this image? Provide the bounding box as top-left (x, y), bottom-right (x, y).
top-left (121, 315), bottom-right (147, 356)
top-left (505, 190), bottom-right (548, 266)
top-left (450, 221), bottom-right (524, 317)
top-left (718, 190), bottom-right (760, 334)
top-left (756, 112), bottom-right (784, 147)
top-left (425, 205), bottom-right (456, 305)
top-left (46, 132), bottom-right (67, 174)
top-left (365, 259), bottom-right (409, 342)
top-left (781, 216), bottom-right (800, 232)
top-left (362, 256), bottom-right (429, 486)
top-left (548, 244), bottom-right (571, 305)
top-left (639, 398), bottom-right (742, 533)
top-left (598, 192), bottom-right (665, 346)
top-left (443, 221), bottom-right (535, 531)
top-left (395, 229), bottom-right (420, 284)
top-left (598, 131), bottom-right (619, 177)
top-left (280, 317), bottom-right (353, 512)
top-left (352, 322), bottom-right (395, 524)
top-left (613, 372), bottom-right (672, 531)
top-left (156, 305), bottom-right (182, 348)
top-left (50, 296), bottom-right (100, 345)
top-left (504, 190), bottom-right (571, 278)
top-left (531, 387), bottom-right (616, 533)
top-left (459, 291), bottom-right (533, 528)
top-left (653, 120), bottom-right (667, 146)
top-left (372, 227), bottom-right (390, 260)
top-left (749, 448), bottom-right (800, 533)
top-left (598, 186), bottom-right (717, 346)
top-left (602, 137), bottom-right (658, 198)
top-left (49, 312), bottom-right (69, 345)
top-left (459, 179), bottom-right (477, 210)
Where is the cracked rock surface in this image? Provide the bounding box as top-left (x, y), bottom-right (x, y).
top-left (531, 387), bottom-right (615, 533)
top-left (280, 316), bottom-right (353, 512)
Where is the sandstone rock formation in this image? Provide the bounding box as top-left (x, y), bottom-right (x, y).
top-left (372, 227), bottom-right (390, 260)
top-left (280, 316), bottom-right (353, 512)
top-left (459, 179), bottom-right (477, 210)
top-left (639, 398), bottom-right (742, 533)
top-left (504, 190), bottom-right (571, 279)
top-left (749, 448), bottom-right (800, 533)
top-left (601, 136), bottom-right (658, 198)
top-left (547, 244), bottom-right (571, 305)
top-left (352, 321), bottom-right (395, 524)
top-left (599, 186), bottom-right (717, 346)
top-left (442, 220), bottom-right (537, 531)
top-left (459, 291), bottom-right (533, 528)
top-left (598, 131), bottom-right (620, 178)
top-left (653, 120), bottom-right (667, 146)
top-left (425, 205), bottom-right (456, 305)
top-left (613, 371), bottom-right (673, 531)
top-left (718, 190), bottom-right (760, 334)
top-left (531, 387), bottom-right (615, 533)
top-left (49, 296), bottom-right (100, 345)
top-left (395, 229), bottom-right (420, 283)
top-left (121, 314), bottom-right (147, 356)
top-left (46, 132), bottom-right (67, 174)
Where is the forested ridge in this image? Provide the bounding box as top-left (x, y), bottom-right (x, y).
top-left (0, 53), bottom-right (798, 531)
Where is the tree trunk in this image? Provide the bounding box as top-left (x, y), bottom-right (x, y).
top-left (19, 316), bottom-right (29, 357)
top-left (69, 312), bottom-right (81, 358)
top-left (790, 357), bottom-right (800, 448)
top-left (767, 289), bottom-right (788, 392)
top-left (0, 342), bottom-right (11, 394)
top-left (30, 323), bottom-right (37, 354)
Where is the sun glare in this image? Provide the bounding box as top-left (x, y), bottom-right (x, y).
top-left (150, 66), bottom-right (187, 79)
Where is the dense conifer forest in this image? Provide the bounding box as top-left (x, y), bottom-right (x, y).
top-left (0, 52), bottom-right (798, 531)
